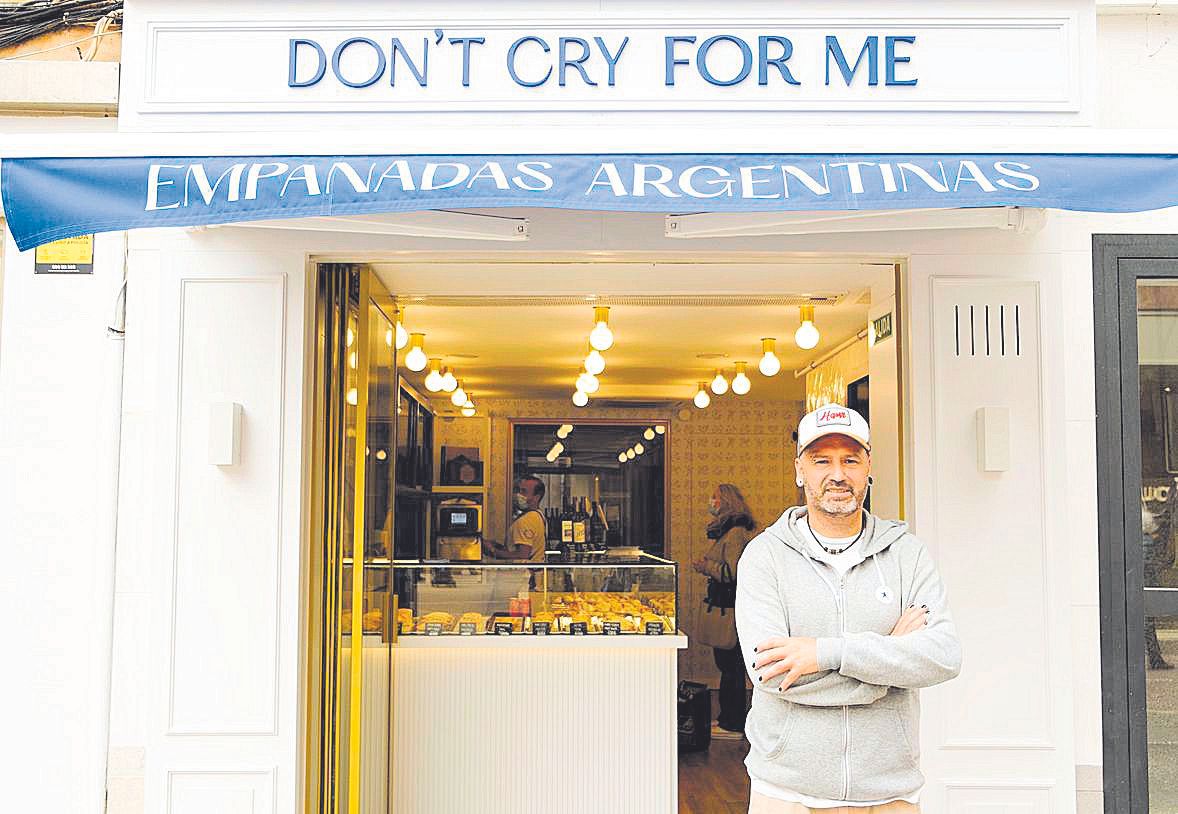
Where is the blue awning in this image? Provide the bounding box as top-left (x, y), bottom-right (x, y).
top-left (3, 152), bottom-right (1177, 251)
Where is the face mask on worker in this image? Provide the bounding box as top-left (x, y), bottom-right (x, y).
top-left (514, 493), bottom-right (530, 511)
top-left (707, 500), bottom-right (722, 516)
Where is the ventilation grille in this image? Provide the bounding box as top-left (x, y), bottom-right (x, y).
top-left (953, 303), bottom-right (1021, 358)
top-left (393, 293), bottom-right (844, 308)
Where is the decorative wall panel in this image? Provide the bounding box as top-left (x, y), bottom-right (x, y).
top-left (168, 277), bottom-right (286, 734)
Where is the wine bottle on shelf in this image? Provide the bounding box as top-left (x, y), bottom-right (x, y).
top-left (590, 501), bottom-right (607, 548)
top-left (561, 499), bottom-right (574, 548)
top-left (572, 497), bottom-right (588, 550)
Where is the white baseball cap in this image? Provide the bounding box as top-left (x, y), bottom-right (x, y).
top-left (796, 403), bottom-right (871, 457)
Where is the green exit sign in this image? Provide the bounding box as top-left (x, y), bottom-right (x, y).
top-left (872, 312), bottom-right (894, 344)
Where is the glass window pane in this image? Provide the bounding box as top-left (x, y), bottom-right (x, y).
top-left (1137, 280), bottom-right (1178, 810)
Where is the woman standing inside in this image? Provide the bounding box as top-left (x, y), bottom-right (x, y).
top-left (693, 483), bottom-right (757, 740)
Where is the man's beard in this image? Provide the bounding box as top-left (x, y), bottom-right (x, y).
top-left (806, 480), bottom-right (866, 517)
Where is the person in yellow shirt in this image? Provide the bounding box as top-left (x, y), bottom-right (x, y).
top-left (484, 475), bottom-right (548, 562)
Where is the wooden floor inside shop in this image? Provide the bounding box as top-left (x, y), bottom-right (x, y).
top-left (678, 737), bottom-right (751, 814)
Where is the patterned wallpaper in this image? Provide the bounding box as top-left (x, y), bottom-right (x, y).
top-left (450, 397), bottom-right (805, 685)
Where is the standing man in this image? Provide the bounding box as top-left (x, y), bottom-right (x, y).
top-left (736, 404), bottom-right (961, 813)
top-left (484, 475), bottom-right (548, 562)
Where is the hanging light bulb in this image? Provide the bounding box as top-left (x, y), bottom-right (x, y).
top-left (348, 351), bottom-right (357, 370)
top-left (635, 442), bottom-right (645, 455)
top-left (575, 371), bottom-right (600, 394)
top-left (556, 424), bottom-right (574, 439)
top-left (584, 348), bottom-right (606, 376)
top-left (572, 390), bottom-right (589, 407)
top-left (404, 333), bottom-right (428, 372)
top-left (731, 361), bottom-right (752, 395)
top-left (795, 304), bottom-right (820, 350)
top-left (643, 428), bottom-right (655, 441)
top-left (546, 441), bottom-right (565, 462)
top-left (462, 397), bottom-right (474, 409)
top-left (655, 425), bottom-right (666, 435)
top-left (618, 452), bottom-right (628, 463)
top-left (461, 404), bottom-right (476, 417)
top-left (758, 338), bottom-right (781, 376)
top-left (589, 306), bottom-right (614, 351)
top-left (450, 381), bottom-right (468, 407)
top-left (346, 327), bottom-right (355, 348)
top-left (423, 359), bottom-right (444, 392)
top-left (385, 327), bottom-right (393, 347)
top-left (394, 309), bottom-right (409, 350)
top-left (440, 366), bottom-right (458, 392)
top-left (626, 448), bottom-right (636, 460)
top-left (346, 387), bottom-right (359, 406)
top-left (694, 382), bottom-right (711, 409)
top-left (710, 369), bottom-right (729, 395)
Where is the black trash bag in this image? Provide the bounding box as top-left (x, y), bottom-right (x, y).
top-left (677, 680), bottom-right (712, 753)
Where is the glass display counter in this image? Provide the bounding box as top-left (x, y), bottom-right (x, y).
top-left (391, 551), bottom-right (677, 636)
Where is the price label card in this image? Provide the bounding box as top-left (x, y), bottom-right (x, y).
top-left (602, 622), bottom-right (622, 635)
top-left (569, 622), bottom-right (588, 636)
top-left (644, 621), bottom-right (665, 635)
top-left (494, 622), bottom-right (514, 636)
top-left (532, 622), bottom-right (551, 636)
top-left (424, 623), bottom-right (443, 636)
top-left (458, 622), bottom-right (477, 636)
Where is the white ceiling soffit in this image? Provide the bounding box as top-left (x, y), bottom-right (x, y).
top-left (665, 207), bottom-right (1046, 239)
top-left (211, 210), bottom-right (529, 241)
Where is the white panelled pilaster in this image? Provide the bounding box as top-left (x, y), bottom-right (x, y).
top-left (108, 232), bottom-right (310, 814)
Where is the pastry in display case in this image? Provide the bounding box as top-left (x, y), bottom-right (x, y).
top-left (392, 551), bottom-right (677, 636)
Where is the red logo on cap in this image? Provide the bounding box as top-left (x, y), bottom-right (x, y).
top-left (816, 407), bottom-right (851, 426)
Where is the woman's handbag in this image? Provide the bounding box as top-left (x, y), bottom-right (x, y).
top-left (696, 553), bottom-right (739, 650)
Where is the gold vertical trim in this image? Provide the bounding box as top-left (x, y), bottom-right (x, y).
top-left (894, 262), bottom-right (908, 521)
top-left (347, 272), bottom-right (372, 814)
top-left (306, 266), bottom-right (355, 814)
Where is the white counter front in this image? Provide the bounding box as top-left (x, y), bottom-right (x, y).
top-left (390, 634), bottom-right (687, 814)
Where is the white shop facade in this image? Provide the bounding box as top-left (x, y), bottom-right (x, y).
top-left (3, 2), bottom-right (1178, 814)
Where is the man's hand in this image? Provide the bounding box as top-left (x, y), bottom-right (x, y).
top-left (751, 636), bottom-right (820, 691)
top-left (692, 559), bottom-right (709, 575)
top-left (890, 605), bottom-right (929, 636)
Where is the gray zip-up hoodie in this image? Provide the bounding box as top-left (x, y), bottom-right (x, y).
top-left (735, 507), bottom-right (962, 803)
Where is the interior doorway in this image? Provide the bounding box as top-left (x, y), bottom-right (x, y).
top-left (305, 253), bottom-right (907, 813)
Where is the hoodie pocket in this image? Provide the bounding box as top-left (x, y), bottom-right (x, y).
top-left (848, 704), bottom-right (922, 802)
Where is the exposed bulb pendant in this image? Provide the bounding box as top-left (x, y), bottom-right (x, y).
top-left (710, 369), bottom-right (729, 395)
top-left (404, 332), bottom-right (428, 372)
top-left (618, 452), bottom-right (628, 463)
top-left (450, 381), bottom-right (468, 407)
top-left (423, 359), bottom-right (444, 392)
top-left (795, 304), bottom-right (820, 350)
top-left (589, 306), bottom-right (614, 351)
top-left (655, 425), bottom-right (666, 435)
top-left (626, 448), bottom-right (636, 460)
top-left (694, 381), bottom-right (711, 409)
top-left (556, 424), bottom-right (574, 440)
top-left (731, 361), bottom-right (752, 395)
top-left (394, 309), bottom-right (409, 350)
top-left (461, 405), bottom-right (476, 417)
top-left (572, 390), bottom-right (589, 407)
top-left (643, 428), bottom-right (655, 441)
top-left (584, 348), bottom-right (606, 376)
top-left (576, 371), bottom-right (600, 395)
top-left (634, 443), bottom-right (645, 455)
top-left (440, 366), bottom-right (458, 392)
top-left (758, 337), bottom-right (782, 377)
